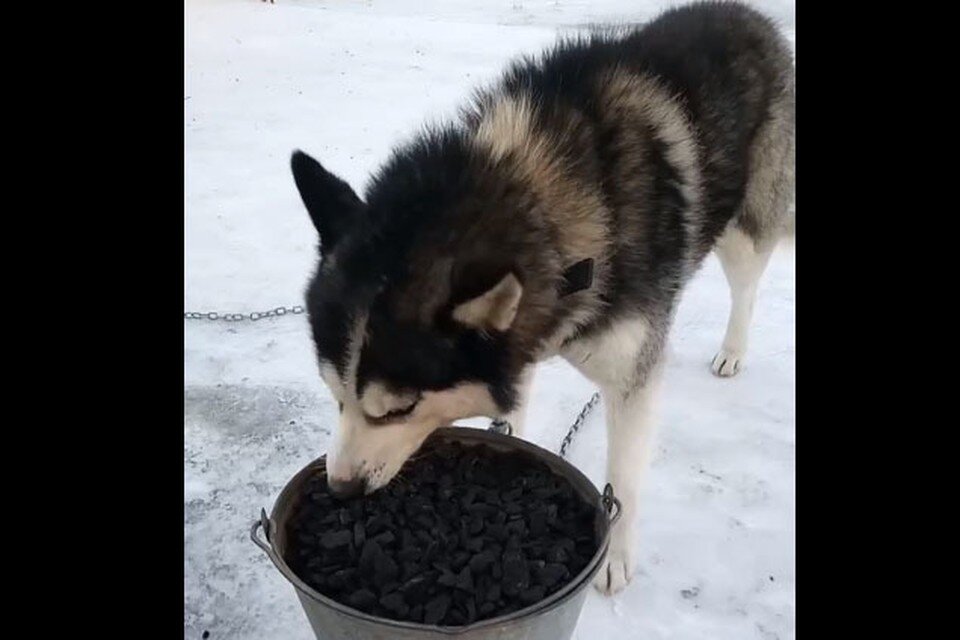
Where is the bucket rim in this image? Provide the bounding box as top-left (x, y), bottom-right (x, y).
top-left (254, 426), bottom-right (615, 634)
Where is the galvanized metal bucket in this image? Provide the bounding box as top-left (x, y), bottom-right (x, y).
top-left (251, 426), bottom-right (621, 640)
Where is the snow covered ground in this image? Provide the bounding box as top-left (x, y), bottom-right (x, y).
top-left (184, 1), bottom-right (795, 638)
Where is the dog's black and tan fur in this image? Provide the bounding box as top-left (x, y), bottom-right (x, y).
top-left (292, 1), bottom-right (794, 594)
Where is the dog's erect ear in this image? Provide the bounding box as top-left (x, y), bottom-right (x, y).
top-left (291, 150), bottom-right (364, 253)
top-left (452, 272), bottom-right (523, 332)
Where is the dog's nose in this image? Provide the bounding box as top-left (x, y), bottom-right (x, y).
top-left (328, 476), bottom-right (367, 499)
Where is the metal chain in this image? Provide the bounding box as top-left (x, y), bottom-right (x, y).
top-left (558, 391), bottom-right (601, 458)
top-left (183, 305), bottom-right (305, 323)
top-left (489, 390), bottom-right (601, 459)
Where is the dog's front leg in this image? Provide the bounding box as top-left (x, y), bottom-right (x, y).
top-left (496, 365), bottom-right (535, 439)
top-left (593, 362), bottom-right (663, 595)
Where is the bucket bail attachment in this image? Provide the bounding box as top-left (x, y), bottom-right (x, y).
top-left (602, 483), bottom-right (622, 525)
top-left (251, 508), bottom-right (280, 562)
top-left (259, 508), bottom-right (272, 543)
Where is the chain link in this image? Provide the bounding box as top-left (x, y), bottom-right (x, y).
top-left (183, 305), bottom-right (305, 323)
top-left (558, 391), bottom-right (601, 458)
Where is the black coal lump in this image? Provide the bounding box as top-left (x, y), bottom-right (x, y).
top-left (447, 608), bottom-right (466, 625)
top-left (528, 509), bottom-right (548, 536)
top-left (455, 566), bottom-right (474, 592)
top-left (359, 540), bottom-right (382, 577)
top-left (380, 592), bottom-right (409, 617)
top-left (353, 521), bottom-right (366, 548)
top-left (424, 593), bottom-right (451, 625)
top-left (373, 530), bottom-right (396, 546)
top-left (500, 550), bottom-right (530, 596)
top-left (320, 529), bottom-right (352, 549)
top-left (401, 574), bottom-right (430, 602)
top-left (545, 545), bottom-right (569, 564)
top-left (469, 550), bottom-right (495, 573)
top-left (374, 551), bottom-right (400, 584)
top-left (408, 604), bottom-right (424, 623)
top-left (347, 588), bottom-right (377, 611)
top-left (534, 562), bottom-right (569, 588)
top-left (465, 597), bottom-right (477, 624)
top-left (520, 585), bottom-right (546, 606)
top-left (437, 568), bottom-right (458, 588)
top-left (285, 435), bottom-right (598, 626)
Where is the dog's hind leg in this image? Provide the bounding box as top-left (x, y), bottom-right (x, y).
top-left (711, 226), bottom-right (776, 377)
top-left (713, 76), bottom-right (793, 377)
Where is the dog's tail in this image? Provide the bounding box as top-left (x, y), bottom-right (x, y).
top-left (779, 205), bottom-right (796, 249)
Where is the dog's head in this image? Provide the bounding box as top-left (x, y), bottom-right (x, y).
top-left (291, 139), bottom-right (540, 497)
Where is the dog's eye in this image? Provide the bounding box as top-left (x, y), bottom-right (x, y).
top-left (367, 396), bottom-right (420, 424)
top-left (338, 402), bottom-right (344, 413)
top-left (383, 400), bottom-right (418, 419)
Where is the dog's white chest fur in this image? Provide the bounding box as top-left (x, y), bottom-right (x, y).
top-left (559, 316), bottom-right (652, 389)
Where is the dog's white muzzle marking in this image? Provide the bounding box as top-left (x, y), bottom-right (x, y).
top-left (325, 382), bottom-right (501, 492)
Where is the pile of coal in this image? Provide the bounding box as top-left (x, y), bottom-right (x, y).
top-left (285, 437), bottom-right (598, 626)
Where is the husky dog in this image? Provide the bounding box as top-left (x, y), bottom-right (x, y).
top-left (291, 1), bottom-right (794, 594)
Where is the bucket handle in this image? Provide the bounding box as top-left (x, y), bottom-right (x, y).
top-left (250, 508), bottom-right (286, 572)
top-left (602, 483), bottom-right (622, 525)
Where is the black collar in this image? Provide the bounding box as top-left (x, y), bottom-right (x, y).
top-left (558, 258), bottom-right (594, 297)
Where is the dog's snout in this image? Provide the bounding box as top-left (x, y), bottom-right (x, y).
top-left (327, 476), bottom-right (367, 499)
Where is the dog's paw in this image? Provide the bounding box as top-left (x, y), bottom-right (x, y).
top-left (711, 348), bottom-right (744, 377)
top-left (593, 543), bottom-right (635, 595)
